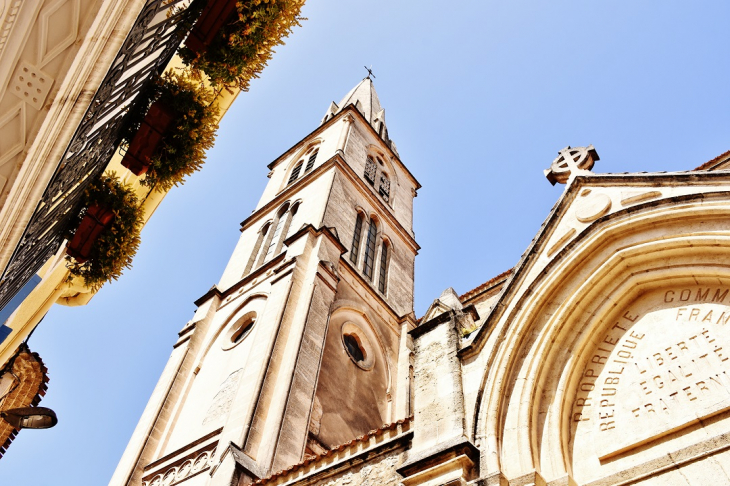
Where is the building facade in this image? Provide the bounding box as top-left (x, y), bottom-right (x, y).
top-left (112, 79), bottom-right (730, 486)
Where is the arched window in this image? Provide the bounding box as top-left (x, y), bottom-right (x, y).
top-left (244, 222), bottom-right (271, 275)
top-left (305, 150), bottom-right (318, 173)
top-left (379, 173), bottom-right (390, 202)
top-left (378, 241), bottom-right (389, 294)
top-left (350, 213), bottom-right (364, 264)
top-left (263, 213), bottom-right (286, 262)
top-left (363, 219), bottom-right (377, 280)
top-left (287, 202), bottom-right (301, 238)
top-left (257, 204), bottom-right (289, 266)
top-left (288, 162), bottom-right (303, 185)
top-left (364, 157), bottom-right (376, 185)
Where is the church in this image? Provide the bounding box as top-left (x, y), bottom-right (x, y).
top-left (110, 77), bottom-right (730, 486)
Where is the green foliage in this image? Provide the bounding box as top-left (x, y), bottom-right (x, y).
top-left (66, 173), bottom-right (143, 291)
top-left (180, 0), bottom-right (304, 90)
top-left (120, 70), bottom-right (219, 192)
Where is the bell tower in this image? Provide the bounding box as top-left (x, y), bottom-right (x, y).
top-left (110, 78), bottom-right (420, 486)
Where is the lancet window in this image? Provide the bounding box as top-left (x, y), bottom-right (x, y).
top-left (244, 222), bottom-right (271, 275)
top-left (288, 162), bottom-right (303, 185)
top-left (363, 219), bottom-right (378, 280)
top-left (364, 157), bottom-right (377, 185)
top-left (305, 150), bottom-right (318, 173)
top-left (379, 173), bottom-right (390, 201)
top-left (363, 154), bottom-right (392, 204)
top-left (350, 213), bottom-right (364, 264)
top-left (378, 241), bottom-right (389, 294)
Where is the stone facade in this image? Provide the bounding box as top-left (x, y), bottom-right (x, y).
top-left (111, 78), bottom-right (730, 486)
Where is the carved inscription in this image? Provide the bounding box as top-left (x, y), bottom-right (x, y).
top-left (570, 287), bottom-right (730, 458)
top-left (202, 369), bottom-right (242, 426)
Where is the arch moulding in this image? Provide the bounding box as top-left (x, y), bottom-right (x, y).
top-left (473, 195), bottom-right (730, 485)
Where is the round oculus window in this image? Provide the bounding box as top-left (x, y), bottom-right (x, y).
top-left (341, 321), bottom-right (374, 370)
top-left (222, 312), bottom-right (256, 350)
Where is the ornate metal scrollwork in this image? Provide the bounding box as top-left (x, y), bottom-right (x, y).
top-left (0, 0), bottom-right (197, 310)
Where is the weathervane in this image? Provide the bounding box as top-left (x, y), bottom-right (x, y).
top-left (364, 65), bottom-right (376, 80)
top-left (544, 145), bottom-right (599, 185)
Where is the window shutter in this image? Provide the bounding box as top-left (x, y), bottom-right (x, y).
top-left (364, 157), bottom-right (376, 185)
top-left (305, 151), bottom-right (318, 172)
top-left (288, 162), bottom-right (303, 185)
top-left (379, 174), bottom-right (390, 201)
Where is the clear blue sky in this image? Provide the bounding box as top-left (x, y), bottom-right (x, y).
top-left (2, 1), bottom-right (728, 484)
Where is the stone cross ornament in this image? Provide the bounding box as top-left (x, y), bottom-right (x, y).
top-left (544, 145), bottom-right (600, 185)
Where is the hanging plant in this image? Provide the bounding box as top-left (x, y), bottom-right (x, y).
top-left (65, 173), bottom-right (143, 291)
top-left (180, 0), bottom-right (304, 90)
top-left (119, 70), bottom-right (219, 191)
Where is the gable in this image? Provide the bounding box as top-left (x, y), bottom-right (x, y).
top-left (466, 169), bottom-right (730, 483)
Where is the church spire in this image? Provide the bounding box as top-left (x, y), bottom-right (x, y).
top-left (337, 77), bottom-right (383, 126)
top-left (322, 77), bottom-right (394, 153)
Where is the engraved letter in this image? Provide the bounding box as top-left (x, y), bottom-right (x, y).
top-left (680, 289), bottom-right (691, 301)
top-left (696, 288), bottom-right (710, 301)
top-left (652, 375), bottom-right (664, 388)
top-left (665, 290), bottom-right (675, 303)
top-left (603, 335), bottom-right (618, 346)
top-left (575, 397), bottom-right (591, 408)
top-left (712, 289), bottom-right (729, 303)
top-left (714, 347), bottom-right (729, 362)
top-left (630, 331), bottom-right (645, 340)
top-left (599, 421), bottom-right (615, 431)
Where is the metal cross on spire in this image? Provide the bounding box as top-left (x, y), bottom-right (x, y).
top-left (364, 65), bottom-right (376, 80)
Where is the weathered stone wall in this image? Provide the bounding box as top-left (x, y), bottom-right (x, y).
top-left (412, 319), bottom-right (465, 451)
top-left (322, 169), bottom-right (415, 317)
top-left (342, 120), bottom-right (415, 236)
top-left (310, 449), bottom-right (405, 486)
top-left (310, 297), bottom-right (396, 448)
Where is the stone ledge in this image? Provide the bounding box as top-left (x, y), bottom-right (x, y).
top-left (397, 435), bottom-right (480, 478)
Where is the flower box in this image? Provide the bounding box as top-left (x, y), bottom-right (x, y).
top-left (66, 204), bottom-right (115, 263)
top-left (185, 0), bottom-right (238, 55)
top-left (121, 101), bottom-right (175, 176)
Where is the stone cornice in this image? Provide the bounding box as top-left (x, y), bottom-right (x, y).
top-left (241, 153), bottom-right (420, 253)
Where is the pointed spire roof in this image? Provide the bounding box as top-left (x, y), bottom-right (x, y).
top-left (322, 77), bottom-right (396, 154)
top-left (337, 77), bottom-right (383, 126)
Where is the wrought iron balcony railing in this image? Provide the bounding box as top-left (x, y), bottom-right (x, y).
top-left (0, 0), bottom-right (198, 310)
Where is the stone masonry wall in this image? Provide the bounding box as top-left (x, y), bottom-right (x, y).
top-left (309, 449), bottom-right (405, 486)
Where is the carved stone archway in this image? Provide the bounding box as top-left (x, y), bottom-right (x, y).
top-left (474, 193), bottom-right (730, 485)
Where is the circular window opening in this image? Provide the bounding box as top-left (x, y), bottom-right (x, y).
top-left (341, 322), bottom-right (375, 370)
top-left (223, 312), bottom-right (257, 350)
top-left (343, 333), bottom-right (366, 363)
top-left (231, 319), bottom-right (254, 344)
